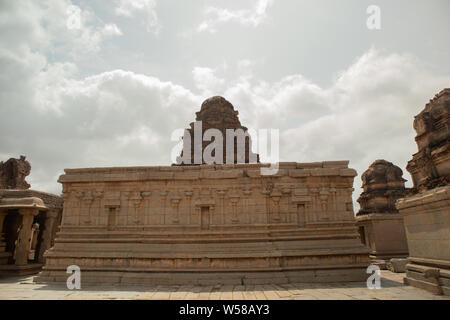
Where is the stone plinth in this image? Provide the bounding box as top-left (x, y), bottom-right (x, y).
top-left (35, 161), bottom-right (370, 285)
top-left (397, 186), bottom-right (450, 295)
top-left (356, 213), bottom-right (408, 262)
top-left (356, 160), bottom-right (408, 264)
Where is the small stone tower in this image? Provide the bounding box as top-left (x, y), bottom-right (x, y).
top-left (355, 159), bottom-right (409, 266)
top-left (357, 159), bottom-right (406, 216)
top-left (177, 96), bottom-right (260, 165)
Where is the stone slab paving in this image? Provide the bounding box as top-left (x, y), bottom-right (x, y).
top-left (0, 271), bottom-right (448, 300)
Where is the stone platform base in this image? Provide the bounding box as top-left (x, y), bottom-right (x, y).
top-left (0, 263), bottom-right (43, 276)
top-left (404, 258), bottom-right (450, 296)
top-left (35, 266), bottom-right (368, 286)
top-left (34, 225), bottom-right (370, 285)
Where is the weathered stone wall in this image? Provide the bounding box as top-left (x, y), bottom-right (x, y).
top-left (397, 186), bottom-right (450, 295)
top-left (36, 161), bottom-right (370, 285)
top-left (397, 88), bottom-right (450, 296)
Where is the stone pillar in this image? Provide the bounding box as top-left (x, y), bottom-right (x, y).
top-left (0, 209), bottom-right (10, 264)
top-left (37, 209), bottom-right (59, 263)
top-left (0, 209), bottom-right (8, 246)
top-left (15, 208), bottom-right (38, 266)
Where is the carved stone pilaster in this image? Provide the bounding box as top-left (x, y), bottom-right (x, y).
top-left (216, 189), bottom-right (226, 224)
top-left (0, 209), bottom-right (8, 256)
top-left (131, 192), bottom-right (143, 224)
top-left (270, 189), bottom-right (282, 221)
top-left (37, 209), bottom-right (59, 263)
top-left (228, 189), bottom-right (240, 223)
top-left (83, 192), bottom-right (94, 225)
top-left (170, 192), bottom-right (182, 223)
top-left (184, 190), bottom-right (193, 225)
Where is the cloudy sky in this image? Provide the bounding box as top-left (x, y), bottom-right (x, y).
top-left (1, 0), bottom-right (449, 209)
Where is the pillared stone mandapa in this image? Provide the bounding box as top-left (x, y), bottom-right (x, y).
top-left (0, 156), bottom-right (63, 275)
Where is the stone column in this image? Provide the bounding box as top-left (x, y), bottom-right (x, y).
top-left (0, 210), bottom-right (9, 263)
top-left (15, 208), bottom-right (38, 266)
top-left (37, 209), bottom-right (59, 263)
top-left (0, 209), bottom-right (8, 246)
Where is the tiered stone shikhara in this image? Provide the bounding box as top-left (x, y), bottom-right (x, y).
top-left (178, 96), bottom-right (260, 165)
top-left (397, 88), bottom-right (450, 296)
top-left (355, 160), bottom-right (408, 265)
top-left (35, 97), bottom-right (369, 285)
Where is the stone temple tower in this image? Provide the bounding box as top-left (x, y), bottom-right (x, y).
top-left (397, 88), bottom-right (450, 295)
top-left (177, 96), bottom-right (260, 165)
top-left (355, 159), bottom-right (409, 267)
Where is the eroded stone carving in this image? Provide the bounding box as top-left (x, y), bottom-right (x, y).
top-left (0, 156), bottom-right (31, 190)
top-left (396, 89), bottom-right (450, 296)
top-left (178, 96), bottom-right (260, 165)
top-left (357, 159), bottom-right (406, 215)
top-left (407, 88), bottom-right (450, 192)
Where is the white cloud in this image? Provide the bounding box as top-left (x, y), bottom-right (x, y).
top-left (189, 48), bottom-right (450, 209)
top-left (198, 0), bottom-right (274, 33)
top-left (115, 0), bottom-right (160, 34)
top-left (1, 0), bottom-right (449, 213)
top-left (0, 0), bottom-right (122, 59)
top-left (192, 66), bottom-right (226, 96)
top-left (102, 23), bottom-right (123, 37)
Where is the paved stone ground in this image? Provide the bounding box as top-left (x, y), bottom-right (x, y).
top-left (0, 271), bottom-right (448, 300)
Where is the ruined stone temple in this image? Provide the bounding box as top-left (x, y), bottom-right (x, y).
top-left (35, 97), bottom-right (369, 285)
top-left (396, 88), bottom-right (450, 296)
top-left (0, 156), bottom-right (63, 275)
top-left (356, 160), bottom-right (408, 267)
top-left (178, 96), bottom-right (260, 165)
